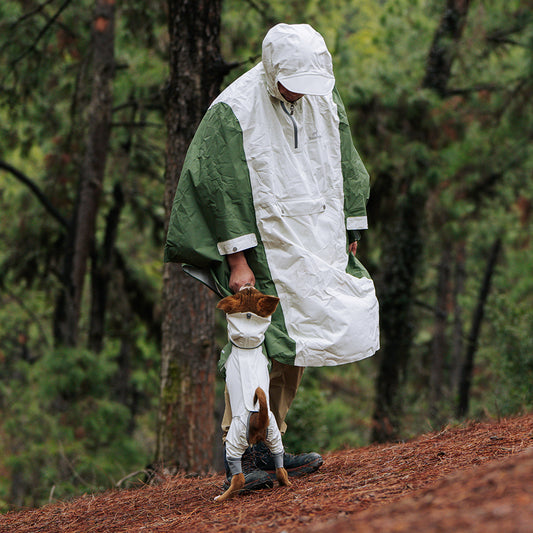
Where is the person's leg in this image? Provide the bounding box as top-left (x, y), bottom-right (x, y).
top-left (221, 385), bottom-right (232, 439)
top-left (255, 360), bottom-right (323, 478)
top-left (268, 359), bottom-right (305, 434)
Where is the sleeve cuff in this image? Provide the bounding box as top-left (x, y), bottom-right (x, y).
top-left (217, 233), bottom-right (258, 255)
top-left (272, 452), bottom-right (284, 469)
top-left (347, 216), bottom-right (368, 230)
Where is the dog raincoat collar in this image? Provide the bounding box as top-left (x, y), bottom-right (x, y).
top-left (226, 312), bottom-right (272, 350)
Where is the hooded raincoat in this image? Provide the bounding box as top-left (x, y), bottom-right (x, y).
top-left (165, 23), bottom-right (380, 367)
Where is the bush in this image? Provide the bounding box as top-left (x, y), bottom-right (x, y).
top-left (0, 345), bottom-right (153, 510)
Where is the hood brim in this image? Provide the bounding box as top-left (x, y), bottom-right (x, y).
top-left (278, 72), bottom-right (335, 96)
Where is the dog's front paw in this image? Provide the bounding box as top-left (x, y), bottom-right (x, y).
top-left (276, 467), bottom-right (291, 487)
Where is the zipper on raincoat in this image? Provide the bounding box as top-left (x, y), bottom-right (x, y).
top-left (280, 101), bottom-right (298, 149)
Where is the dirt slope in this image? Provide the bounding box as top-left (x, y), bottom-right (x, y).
top-left (1, 414), bottom-right (532, 533)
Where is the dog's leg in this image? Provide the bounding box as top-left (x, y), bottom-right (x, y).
top-left (276, 467), bottom-right (291, 487)
top-left (214, 473), bottom-right (245, 502)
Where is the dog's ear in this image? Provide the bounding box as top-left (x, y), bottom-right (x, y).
top-left (257, 295), bottom-right (279, 317)
top-left (216, 294), bottom-right (240, 314)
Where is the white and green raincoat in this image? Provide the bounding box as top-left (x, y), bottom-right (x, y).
top-left (165, 24), bottom-right (380, 367)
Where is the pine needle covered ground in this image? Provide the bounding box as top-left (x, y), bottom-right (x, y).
top-left (1, 414), bottom-right (532, 532)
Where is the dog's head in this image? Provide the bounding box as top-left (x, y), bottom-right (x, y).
top-left (216, 286), bottom-right (279, 317)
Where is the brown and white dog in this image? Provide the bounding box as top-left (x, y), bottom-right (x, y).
top-left (214, 286), bottom-right (291, 502)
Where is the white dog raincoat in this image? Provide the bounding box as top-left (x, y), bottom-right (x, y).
top-left (224, 312), bottom-right (284, 475)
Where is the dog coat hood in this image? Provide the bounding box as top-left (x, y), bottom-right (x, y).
top-left (226, 312), bottom-right (271, 349)
top-left (262, 23), bottom-right (335, 98)
top-left (165, 24), bottom-right (379, 368)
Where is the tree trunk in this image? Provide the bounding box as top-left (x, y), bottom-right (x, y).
top-left (422, 0), bottom-right (472, 96)
top-left (371, 189), bottom-right (425, 442)
top-left (88, 183), bottom-right (124, 352)
top-left (156, 0), bottom-right (226, 473)
top-left (89, 89), bottom-right (136, 352)
top-left (429, 245), bottom-right (452, 427)
top-left (450, 242), bottom-right (466, 392)
top-left (54, 0), bottom-right (115, 347)
top-left (457, 237), bottom-right (501, 418)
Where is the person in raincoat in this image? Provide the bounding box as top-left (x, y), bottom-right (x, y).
top-left (165, 23), bottom-right (380, 490)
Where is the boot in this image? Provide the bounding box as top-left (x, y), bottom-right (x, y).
top-left (253, 441), bottom-right (323, 479)
top-left (222, 446), bottom-right (273, 492)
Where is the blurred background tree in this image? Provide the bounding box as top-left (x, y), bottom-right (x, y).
top-left (156, 0), bottom-right (225, 476)
top-left (1, 0), bottom-right (532, 510)
top-left (1, 0), bottom-right (167, 507)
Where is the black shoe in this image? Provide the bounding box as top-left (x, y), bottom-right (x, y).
top-left (222, 446), bottom-right (274, 492)
top-left (253, 441), bottom-right (323, 478)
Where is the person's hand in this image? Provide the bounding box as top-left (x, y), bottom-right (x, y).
top-left (227, 251), bottom-right (255, 293)
top-left (349, 241), bottom-right (358, 256)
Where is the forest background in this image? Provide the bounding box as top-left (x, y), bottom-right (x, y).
top-left (0, 0), bottom-right (532, 511)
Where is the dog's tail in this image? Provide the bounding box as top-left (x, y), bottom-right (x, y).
top-left (248, 387), bottom-right (269, 445)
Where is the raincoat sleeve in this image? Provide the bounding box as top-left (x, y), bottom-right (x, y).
top-left (333, 88), bottom-right (370, 236)
top-left (164, 102), bottom-right (259, 269)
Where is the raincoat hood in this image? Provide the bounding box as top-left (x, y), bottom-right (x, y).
top-left (262, 23), bottom-right (335, 98)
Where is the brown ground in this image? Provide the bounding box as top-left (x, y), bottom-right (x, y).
top-left (1, 414), bottom-right (532, 532)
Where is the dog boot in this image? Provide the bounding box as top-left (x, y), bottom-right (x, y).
top-left (221, 447), bottom-right (273, 492)
top-left (253, 441), bottom-right (323, 479)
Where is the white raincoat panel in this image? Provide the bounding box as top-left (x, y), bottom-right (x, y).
top-left (212, 24), bottom-right (380, 367)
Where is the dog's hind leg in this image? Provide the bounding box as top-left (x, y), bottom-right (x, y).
top-left (214, 473), bottom-right (245, 502)
top-left (262, 413), bottom-right (291, 488)
top-left (214, 452), bottom-right (245, 502)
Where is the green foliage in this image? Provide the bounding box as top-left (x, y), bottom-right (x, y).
top-left (38, 347), bottom-right (116, 400)
top-left (283, 382), bottom-right (329, 452)
top-left (0, 344), bottom-right (157, 510)
top-left (0, 1), bottom-right (165, 509)
top-left (284, 363), bottom-right (375, 453)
